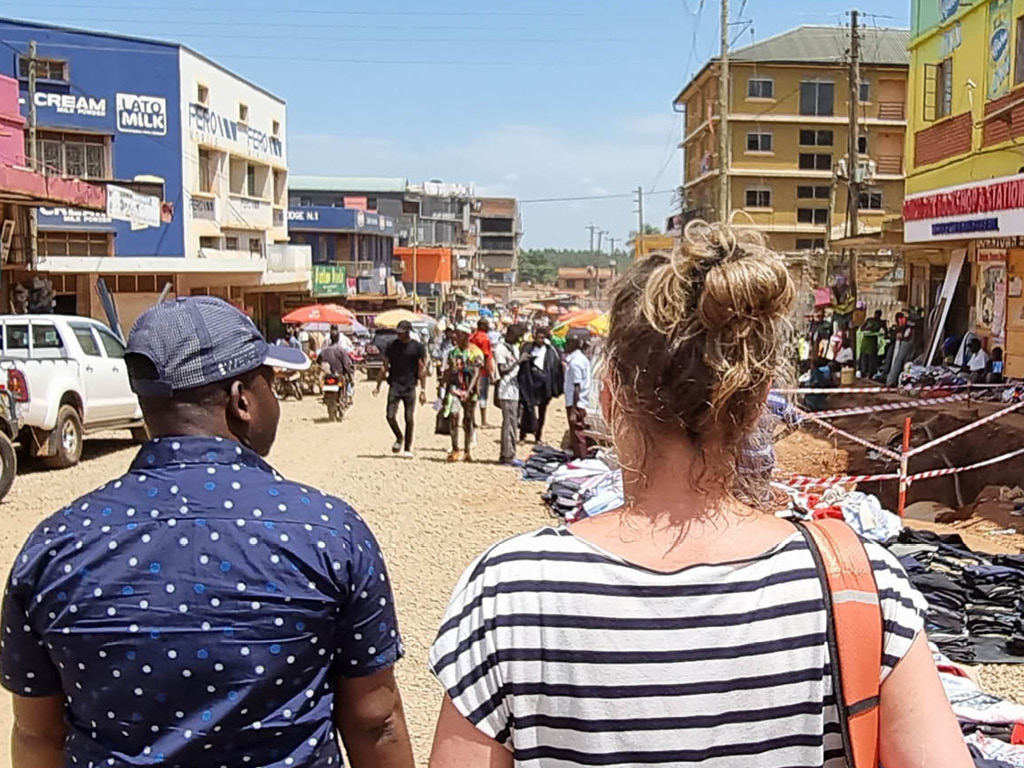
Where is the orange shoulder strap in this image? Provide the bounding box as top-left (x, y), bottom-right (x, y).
top-left (797, 519), bottom-right (883, 768)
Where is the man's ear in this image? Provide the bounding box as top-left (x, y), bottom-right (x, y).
top-left (228, 379), bottom-right (253, 427)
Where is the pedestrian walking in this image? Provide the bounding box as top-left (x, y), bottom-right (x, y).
top-left (0, 297), bottom-right (414, 768)
top-left (442, 323), bottom-right (484, 463)
top-left (563, 334), bottom-right (592, 459)
top-left (517, 326), bottom-right (562, 444)
top-left (374, 320), bottom-right (427, 458)
top-left (428, 223), bottom-right (967, 768)
top-left (493, 323), bottom-right (527, 466)
top-left (469, 319), bottom-right (495, 429)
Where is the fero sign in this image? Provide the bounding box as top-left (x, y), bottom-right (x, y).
top-left (116, 93), bottom-right (167, 136)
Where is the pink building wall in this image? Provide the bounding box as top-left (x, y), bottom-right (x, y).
top-left (0, 74), bottom-right (26, 167)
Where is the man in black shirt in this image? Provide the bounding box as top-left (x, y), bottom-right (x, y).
top-left (374, 320), bottom-right (427, 458)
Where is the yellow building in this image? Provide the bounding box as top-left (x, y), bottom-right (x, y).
top-left (674, 26), bottom-right (910, 255)
top-left (905, 0), bottom-right (1024, 375)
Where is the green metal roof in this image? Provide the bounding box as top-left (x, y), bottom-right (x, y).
top-left (731, 25), bottom-right (910, 66)
top-left (288, 176), bottom-right (408, 194)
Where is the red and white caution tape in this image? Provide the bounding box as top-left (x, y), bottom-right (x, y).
top-left (779, 472), bottom-right (902, 488)
top-left (794, 409), bottom-right (902, 460)
top-left (907, 446), bottom-right (1024, 484)
top-left (904, 399), bottom-right (1024, 457)
top-left (773, 383), bottom-right (1012, 395)
top-left (809, 393), bottom-right (971, 420)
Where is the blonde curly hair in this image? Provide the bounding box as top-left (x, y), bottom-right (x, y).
top-left (606, 220), bottom-right (795, 496)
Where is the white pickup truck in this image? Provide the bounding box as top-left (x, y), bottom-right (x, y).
top-left (0, 315), bottom-right (145, 468)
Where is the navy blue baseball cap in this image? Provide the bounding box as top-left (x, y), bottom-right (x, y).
top-left (127, 296), bottom-right (310, 397)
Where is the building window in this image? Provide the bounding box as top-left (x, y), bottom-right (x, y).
top-left (37, 131), bottom-right (106, 178)
top-left (800, 81), bottom-right (835, 116)
top-left (747, 78), bottom-right (774, 99)
top-left (859, 80), bottom-right (871, 102)
top-left (858, 135), bottom-right (868, 154)
top-left (239, 103), bottom-right (249, 124)
top-left (272, 120), bottom-right (280, 137)
top-left (366, 196), bottom-right (378, 211)
top-left (859, 189), bottom-right (884, 210)
top-left (299, 196), bottom-right (312, 206)
top-left (38, 231), bottom-right (110, 257)
top-left (1016, 17), bottom-right (1024, 86)
top-left (225, 236), bottom-right (239, 250)
top-left (798, 153), bottom-right (832, 171)
top-left (199, 236), bottom-right (219, 250)
top-left (249, 238), bottom-right (263, 256)
top-left (938, 58), bottom-right (953, 117)
top-left (798, 185), bottom-right (831, 199)
top-left (17, 55), bottom-right (68, 82)
top-left (799, 129), bottom-right (833, 146)
top-left (746, 132), bottom-right (773, 152)
top-left (796, 238), bottom-right (826, 250)
top-left (197, 83), bottom-right (209, 105)
top-left (198, 149), bottom-right (214, 194)
top-left (744, 188), bottom-right (772, 208)
top-left (273, 169), bottom-right (286, 206)
top-left (797, 208), bottom-right (830, 225)
top-left (246, 165), bottom-right (257, 197)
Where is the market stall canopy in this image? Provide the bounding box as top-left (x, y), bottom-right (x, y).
top-left (521, 303), bottom-right (546, 313)
top-left (374, 309), bottom-right (421, 328)
top-left (588, 313), bottom-right (610, 336)
top-left (416, 313), bottom-right (439, 327)
top-left (556, 309), bottom-right (603, 327)
top-left (282, 304), bottom-right (355, 326)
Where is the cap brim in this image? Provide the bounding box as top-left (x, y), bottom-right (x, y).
top-left (263, 346), bottom-right (311, 371)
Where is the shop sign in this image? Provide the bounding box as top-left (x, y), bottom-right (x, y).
top-left (37, 206), bottom-right (112, 226)
top-left (978, 236), bottom-right (1024, 248)
top-left (989, 0), bottom-right (1013, 100)
top-left (904, 174), bottom-right (1024, 242)
top-left (941, 0), bottom-right (960, 22)
top-left (116, 93), bottom-right (167, 136)
top-left (190, 196), bottom-right (216, 220)
top-left (312, 264), bottom-right (347, 297)
top-left (34, 92), bottom-right (106, 117)
top-left (107, 185), bottom-right (161, 230)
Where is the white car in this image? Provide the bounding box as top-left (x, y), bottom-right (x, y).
top-left (0, 315), bottom-right (145, 468)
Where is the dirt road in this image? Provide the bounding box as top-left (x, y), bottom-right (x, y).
top-left (0, 381), bottom-right (558, 764)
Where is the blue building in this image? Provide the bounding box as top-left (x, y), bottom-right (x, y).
top-left (0, 18), bottom-right (308, 328)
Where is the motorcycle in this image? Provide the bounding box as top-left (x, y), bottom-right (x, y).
top-left (322, 370), bottom-right (355, 422)
top-left (273, 369), bottom-right (303, 401)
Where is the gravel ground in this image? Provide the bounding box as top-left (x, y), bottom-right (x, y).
top-left (0, 380), bottom-right (561, 764)
top-left (1, 386), bottom-right (1023, 765)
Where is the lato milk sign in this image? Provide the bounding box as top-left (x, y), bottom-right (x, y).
top-left (116, 93), bottom-right (167, 136)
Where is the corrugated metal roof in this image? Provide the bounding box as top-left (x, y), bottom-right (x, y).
top-left (731, 25), bottom-right (910, 66)
top-left (289, 176), bottom-right (408, 194)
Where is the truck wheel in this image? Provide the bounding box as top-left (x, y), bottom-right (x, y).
top-left (44, 406), bottom-right (83, 469)
top-left (0, 432), bottom-right (17, 502)
top-left (131, 425), bottom-right (151, 443)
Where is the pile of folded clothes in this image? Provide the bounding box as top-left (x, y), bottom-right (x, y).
top-left (543, 457), bottom-right (623, 523)
top-left (775, 485), bottom-right (902, 543)
top-left (887, 528), bottom-right (1024, 664)
top-left (521, 445), bottom-right (573, 483)
top-left (898, 364), bottom-right (969, 391)
top-left (935, 649), bottom-right (1024, 767)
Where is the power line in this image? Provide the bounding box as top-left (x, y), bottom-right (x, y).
top-left (520, 190), bottom-right (675, 204)
top-left (19, 4), bottom-right (600, 17)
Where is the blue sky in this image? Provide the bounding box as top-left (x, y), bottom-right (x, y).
top-left (21, 0), bottom-right (909, 248)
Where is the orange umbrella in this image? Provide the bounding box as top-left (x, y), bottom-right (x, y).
top-left (282, 304), bottom-right (354, 325)
top-left (556, 309), bottom-right (602, 327)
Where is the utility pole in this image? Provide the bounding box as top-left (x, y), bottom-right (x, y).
top-left (847, 9), bottom-right (861, 295)
top-left (718, 0), bottom-right (730, 222)
top-left (634, 186), bottom-right (645, 257)
top-left (607, 236), bottom-right (618, 257)
top-left (411, 212), bottom-right (419, 309)
top-left (586, 223), bottom-right (600, 260)
top-left (596, 229), bottom-right (605, 255)
top-left (27, 41), bottom-right (39, 265)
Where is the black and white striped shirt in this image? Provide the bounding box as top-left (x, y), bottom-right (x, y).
top-left (430, 526), bottom-right (925, 768)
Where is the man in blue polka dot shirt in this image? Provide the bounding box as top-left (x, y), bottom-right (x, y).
top-left (0, 297), bottom-right (414, 768)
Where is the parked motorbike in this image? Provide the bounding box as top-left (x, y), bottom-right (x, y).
top-left (273, 369), bottom-right (303, 401)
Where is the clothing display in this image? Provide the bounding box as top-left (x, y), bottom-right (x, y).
top-left (542, 458), bottom-right (623, 523)
top-left (521, 445), bottom-right (573, 482)
top-left (888, 528), bottom-right (1024, 664)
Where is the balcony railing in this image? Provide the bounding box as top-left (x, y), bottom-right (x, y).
top-left (878, 101), bottom-right (906, 121)
top-left (875, 154), bottom-right (904, 175)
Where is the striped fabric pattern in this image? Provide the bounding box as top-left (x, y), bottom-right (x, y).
top-left (430, 527), bottom-right (925, 768)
